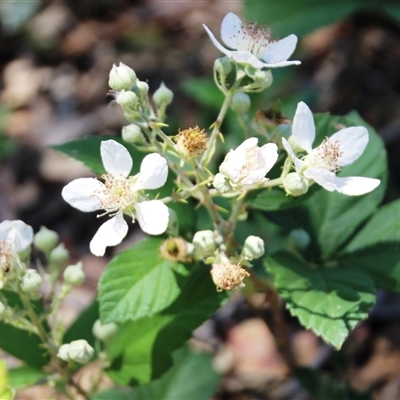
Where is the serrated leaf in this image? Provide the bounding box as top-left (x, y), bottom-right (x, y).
top-left (340, 243), bottom-right (400, 292)
top-left (343, 200), bottom-right (400, 254)
top-left (106, 263), bottom-right (226, 385)
top-left (94, 347), bottom-right (220, 400)
top-left (51, 136), bottom-right (145, 175)
top-left (265, 112), bottom-right (387, 261)
top-left (266, 251), bottom-right (376, 349)
top-left (99, 238), bottom-right (190, 324)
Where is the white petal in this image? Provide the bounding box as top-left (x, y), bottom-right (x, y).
top-left (101, 140), bottom-right (132, 177)
top-left (133, 154), bottom-right (168, 190)
top-left (282, 138), bottom-right (305, 172)
top-left (221, 12), bottom-right (245, 49)
top-left (135, 200), bottom-right (169, 235)
top-left (89, 212), bottom-right (128, 256)
top-left (304, 168), bottom-right (337, 192)
top-left (328, 127), bottom-right (369, 166)
top-left (220, 149), bottom-right (246, 183)
top-left (333, 176), bottom-right (380, 196)
top-left (236, 137), bottom-right (258, 151)
top-left (62, 178), bottom-right (105, 212)
top-left (292, 102), bottom-right (315, 153)
top-left (262, 34), bottom-right (298, 63)
top-left (203, 24), bottom-right (232, 58)
top-left (229, 51), bottom-right (267, 69)
top-left (0, 220), bottom-right (33, 252)
top-left (258, 143), bottom-right (279, 173)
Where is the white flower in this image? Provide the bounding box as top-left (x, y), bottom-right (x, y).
top-left (0, 220), bottom-right (33, 273)
top-left (203, 12), bottom-right (300, 69)
top-left (215, 137), bottom-right (278, 190)
top-left (282, 101), bottom-right (381, 196)
top-left (62, 140), bottom-right (169, 256)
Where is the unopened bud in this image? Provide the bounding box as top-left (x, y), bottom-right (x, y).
top-left (253, 69), bottom-right (273, 89)
top-left (68, 339), bottom-right (94, 364)
top-left (192, 230), bottom-right (215, 255)
top-left (109, 62), bottom-right (137, 91)
top-left (92, 319), bottom-right (118, 342)
top-left (34, 226), bottom-right (59, 254)
top-left (122, 124), bottom-right (146, 144)
top-left (231, 92), bottom-right (251, 114)
top-left (174, 126), bottom-right (207, 159)
top-left (213, 173), bottom-right (232, 194)
top-left (211, 262), bottom-right (249, 291)
top-left (214, 56), bottom-right (233, 76)
top-left (116, 90), bottom-right (138, 113)
top-left (21, 269), bottom-right (42, 293)
top-left (63, 262), bottom-right (85, 286)
top-left (242, 235), bottom-right (265, 260)
top-left (49, 243), bottom-right (69, 265)
top-left (283, 172), bottom-right (309, 197)
top-left (57, 344), bottom-right (70, 362)
top-left (136, 81), bottom-right (149, 96)
top-left (153, 82), bottom-right (173, 107)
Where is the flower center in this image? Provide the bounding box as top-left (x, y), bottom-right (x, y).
top-left (238, 22), bottom-right (272, 59)
top-left (240, 146), bottom-right (259, 180)
top-left (96, 173), bottom-right (137, 214)
top-left (306, 138), bottom-right (343, 171)
top-left (0, 239), bottom-right (13, 272)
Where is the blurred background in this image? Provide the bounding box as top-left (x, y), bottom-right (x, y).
top-left (1, 0), bottom-right (400, 399)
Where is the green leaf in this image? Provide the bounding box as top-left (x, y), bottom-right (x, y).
top-left (265, 112), bottom-right (387, 261)
top-left (99, 238), bottom-right (190, 324)
top-left (8, 366), bottom-right (48, 390)
top-left (51, 136), bottom-right (145, 175)
top-left (266, 251), bottom-right (376, 349)
top-left (106, 263), bottom-right (226, 385)
top-left (94, 347), bottom-right (220, 400)
top-left (63, 301), bottom-right (99, 347)
top-left (340, 243), bottom-right (400, 292)
top-left (343, 200), bottom-right (400, 253)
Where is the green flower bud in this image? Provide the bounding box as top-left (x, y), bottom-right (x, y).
top-left (253, 69), bottom-right (273, 89)
top-left (33, 226), bottom-right (59, 254)
top-left (92, 319), bottom-right (118, 342)
top-left (21, 269), bottom-right (42, 293)
top-left (289, 229), bottom-right (311, 250)
top-left (121, 124), bottom-right (146, 144)
top-left (213, 173), bottom-right (232, 194)
top-left (153, 82), bottom-right (173, 107)
top-left (242, 235), bottom-right (265, 260)
top-left (214, 56), bottom-right (233, 75)
top-left (68, 339), bottom-right (94, 364)
top-left (63, 262), bottom-right (85, 286)
top-left (231, 92), bottom-right (251, 114)
top-left (136, 81), bottom-right (149, 96)
top-left (49, 243), bottom-right (69, 265)
top-left (57, 343), bottom-right (70, 362)
top-left (116, 90), bottom-right (138, 113)
top-left (0, 301), bottom-right (5, 319)
top-left (283, 172), bottom-right (309, 197)
top-left (192, 230), bottom-right (215, 256)
top-left (108, 62), bottom-right (137, 91)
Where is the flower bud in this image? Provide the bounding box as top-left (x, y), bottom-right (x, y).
top-left (108, 62), bottom-right (137, 91)
top-left (122, 124), bottom-right (146, 144)
top-left (289, 229), bottom-right (311, 250)
top-left (174, 126), bottom-right (207, 159)
top-left (153, 82), bottom-right (173, 107)
top-left (0, 301), bottom-right (5, 319)
top-left (68, 339), bottom-right (94, 364)
top-left (21, 269), bottom-right (42, 293)
top-left (49, 243), bottom-right (69, 265)
top-left (242, 235), bottom-right (265, 260)
top-left (210, 262), bottom-right (249, 291)
top-left (34, 226), bottom-right (59, 254)
top-left (253, 69), bottom-right (273, 89)
top-left (213, 173), bottom-right (232, 194)
top-left (231, 92), bottom-right (251, 114)
top-left (63, 262), bottom-right (85, 286)
top-left (136, 81), bottom-right (149, 96)
top-left (214, 57), bottom-right (233, 76)
top-left (283, 172), bottom-right (309, 197)
top-left (92, 319), bottom-right (118, 342)
top-left (192, 230), bottom-right (216, 256)
top-left (116, 90), bottom-right (138, 113)
top-left (57, 344), bottom-right (70, 362)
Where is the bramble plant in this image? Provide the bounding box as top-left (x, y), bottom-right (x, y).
top-left (0, 11), bottom-right (397, 399)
